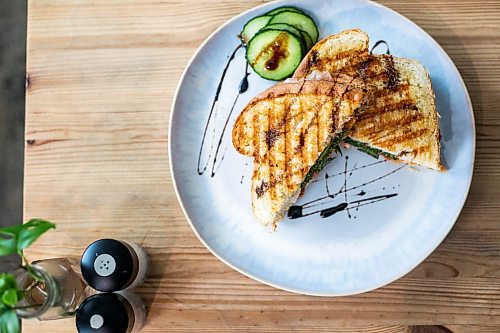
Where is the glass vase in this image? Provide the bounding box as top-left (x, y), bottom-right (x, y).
top-left (14, 258), bottom-right (91, 320)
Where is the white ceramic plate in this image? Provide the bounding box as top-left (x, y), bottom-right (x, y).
top-left (169, 0), bottom-right (474, 296)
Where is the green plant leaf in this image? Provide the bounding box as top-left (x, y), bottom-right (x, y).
top-left (0, 274), bottom-right (17, 294)
top-left (0, 230), bottom-right (17, 257)
top-left (16, 219), bottom-right (56, 253)
top-left (0, 309), bottom-right (19, 333)
top-left (1, 290), bottom-right (18, 308)
top-left (0, 219), bottom-right (56, 256)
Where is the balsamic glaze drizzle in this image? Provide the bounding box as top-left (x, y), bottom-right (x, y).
top-left (287, 155), bottom-right (403, 220)
top-left (343, 157), bottom-right (350, 218)
top-left (303, 164), bottom-right (404, 209)
top-left (370, 40), bottom-right (391, 55)
top-left (239, 61), bottom-right (250, 94)
top-left (310, 160), bottom-right (385, 184)
top-left (197, 44), bottom-right (250, 177)
top-left (210, 85), bottom-right (241, 176)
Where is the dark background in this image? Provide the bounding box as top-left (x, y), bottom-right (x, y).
top-left (0, 1), bottom-right (26, 270)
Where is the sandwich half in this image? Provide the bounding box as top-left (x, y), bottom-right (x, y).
top-left (294, 29), bottom-right (444, 170)
top-left (232, 78), bottom-right (364, 228)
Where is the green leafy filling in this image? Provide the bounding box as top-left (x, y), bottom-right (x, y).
top-left (300, 131), bottom-right (346, 189)
top-left (300, 134), bottom-right (399, 190)
top-left (344, 137), bottom-right (398, 160)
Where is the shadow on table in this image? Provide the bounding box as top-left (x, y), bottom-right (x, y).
top-left (0, 0), bottom-right (26, 272)
top-left (133, 214), bottom-right (180, 317)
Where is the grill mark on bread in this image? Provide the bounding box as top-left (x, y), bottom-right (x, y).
top-left (309, 50), bottom-right (319, 67)
top-left (295, 132), bottom-right (305, 154)
top-left (255, 181), bottom-right (268, 198)
top-left (268, 97), bottom-right (274, 203)
top-left (305, 50), bottom-right (368, 75)
top-left (411, 145), bottom-right (431, 156)
top-left (297, 97), bottom-right (304, 181)
top-left (336, 56), bottom-right (381, 78)
top-left (297, 79), bottom-right (307, 94)
top-left (299, 95), bottom-right (308, 181)
top-left (341, 56), bottom-right (404, 102)
top-left (357, 58), bottom-right (374, 75)
top-left (365, 72), bottom-right (391, 86)
top-left (339, 56), bottom-right (375, 76)
top-left (356, 112), bottom-right (424, 140)
top-left (384, 56), bottom-right (400, 90)
top-left (323, 49), bottom-right (366, 62)
top-left (254, 177), bottom-right (278, 199)
top-left (356, 58), bottom-right (372, 102)
top-left (326, 77), bottom-right (347, 132)
top-left (265, 128), bottom-right (281, 148)
top-left (331, 75), bottom-right (358, 131)
top-left (294, 82), bottom-right (307, 187)
top-left (373, 128), bottom-right (429, 147)
top-left (372, 83), bottom-right (410, 99)
top-left (356, 99), bottom-right (417, 120)
top-left (330, 98), bottom-right (339, 133)
top-left (402, 102), bottom-right (419, 112)
top-left (257, 113), bottom-right (288, 199)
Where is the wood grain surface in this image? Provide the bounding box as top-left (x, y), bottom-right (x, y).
top-left (24, 0), bottom-right (500, 332)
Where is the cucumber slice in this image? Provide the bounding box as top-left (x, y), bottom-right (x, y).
top-left (266, 6), bottom-right (304, 16)
top-left (260, 23), bottom-right (307, 55)
top-left (300, 30), bottom-right (314, 50)
top-left (246, 30), bottom-right (303, 81)
top-left (240, 15), bottom-right (271, 44)
top-left (268, 11), bottom-right (319, 43)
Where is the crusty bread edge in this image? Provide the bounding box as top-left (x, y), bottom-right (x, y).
top-left (398, 58), bottom-right (444, 171)
top-left (293, 29), bottom-right (369, 79)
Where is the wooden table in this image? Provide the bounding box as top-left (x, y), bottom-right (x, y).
top-left (24, 0), bottom-right (500, 332)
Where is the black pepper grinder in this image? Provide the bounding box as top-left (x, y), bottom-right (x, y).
top-left (80, 239), bottom-right (149, 292)
top-left (76, 292), bottom-right (146, 333)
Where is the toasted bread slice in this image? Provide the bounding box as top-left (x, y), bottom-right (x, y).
top-left (294, 29), bottom-right (444, 170)
top-left (293, 29), bottom-right (369, 80)
top-left (347, 56), bottom-right (443, 170)
top-left (232, 79), bottom-right (364, 228)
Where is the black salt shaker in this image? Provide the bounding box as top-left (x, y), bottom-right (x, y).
top-left (80, 239), bottom-right (149, 292)
top-left (76, 292), bottom-right (146, 333)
